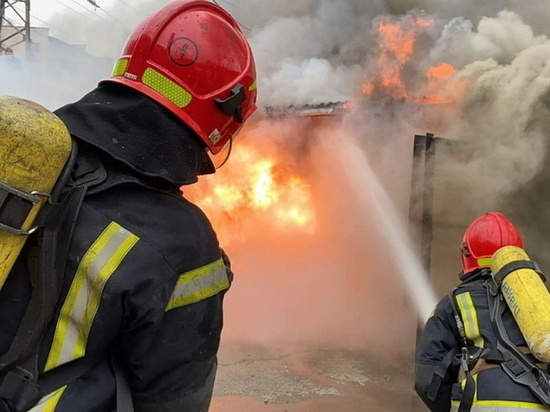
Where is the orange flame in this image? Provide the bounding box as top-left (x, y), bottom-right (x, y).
top-left (415, 62), bottom-right (468, 104)
top-left (362, 15), bottom-right (466, 105)
top-left (185, 139), bottom-right (317, 242)
top-left (376, 20), bottom-right (416, 99)
top-left (363, 15), bottom-right (435, 100)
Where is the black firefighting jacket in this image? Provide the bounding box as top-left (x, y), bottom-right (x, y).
top-left (415, 270), bottom-right (550, 412)
top-left (0, 83), bottom-right (231, 411)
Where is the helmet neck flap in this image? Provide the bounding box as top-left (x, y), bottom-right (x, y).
top-left (55, 83), bottom-right (215, 186)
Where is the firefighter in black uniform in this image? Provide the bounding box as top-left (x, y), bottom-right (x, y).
top-left (0, 1), bottom-right (257, 411)
top-left (415, 211), bottom-right (550, 412)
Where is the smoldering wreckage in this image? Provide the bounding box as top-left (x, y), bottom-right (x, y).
top-left (1, 0), bottom-right (550, 411)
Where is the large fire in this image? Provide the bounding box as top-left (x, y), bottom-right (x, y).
top-left (188, 13), bottom-right (467, 237)
top-left (185, 139), bottom-right (317, 243)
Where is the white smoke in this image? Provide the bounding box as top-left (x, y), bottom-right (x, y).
top-left (430, 12), bottom-right (547, 67)
top-left (239, 0), bottom-right (387, 107)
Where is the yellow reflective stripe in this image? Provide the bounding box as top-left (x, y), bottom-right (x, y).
top-left (477, 257), bottom-right (492, 267)
top-left (249, 79), bottom-right (257, 91)
top-left (44, 222), bottom-right (139, 372)
top-left (455, 291), bottom-right (485, 347)
top-left (166, 258), bottom-right (229, 311)
top-left (111, 58), bottom-right (128, 77)
top-left (28, 386), bottom-right (67, 412)
top-left (142, 68), bottom-right (192, 108)
top-left (454, 400), bottom-right (550, 411)
top-left (474, 400), bottom-right (550, 409)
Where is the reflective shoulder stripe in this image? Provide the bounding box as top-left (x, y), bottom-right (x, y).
top-left (166, 257), bottom-right (229, 311)
top-left (44, 222), bottom-right (139, 372)
top-left (28, 385), bottom-right (67, 412)
top-left (455, 291), bottom-right (485, 347)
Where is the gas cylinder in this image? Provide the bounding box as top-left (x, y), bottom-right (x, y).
top-left (0, 96), bottom-right (72, 290)
top-left (491, 245), bottom-right (550, 362)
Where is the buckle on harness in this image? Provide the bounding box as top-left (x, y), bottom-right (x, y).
top-left (503, 356), bottom-right (528, 378)
top-left (461, 347), bottom-right (471, 373)
top-left (486, 278), bottom-right (500, 297)
top-left (0, 367), bottom-right (40, 412)
top-left (0, 181), bottom-right (50, 236)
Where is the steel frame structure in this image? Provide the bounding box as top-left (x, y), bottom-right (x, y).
top-left (0, 0), bottom-right (31, 55)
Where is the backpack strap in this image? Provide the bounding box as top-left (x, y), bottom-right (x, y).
top-left (451, 275), bottom-right (550, 409)
top-left (0, 142), bottom-right (154, 411)
top-left (492, 260), bottom-right (544, 288)
top-left (485, 281), bottom-right (550, 405)
top-left (0, 140), bottom-right (105, 412)
top-left (111, 353), bottom-right (135, 412)
top-left (425, 347), bottom-right (460, 401)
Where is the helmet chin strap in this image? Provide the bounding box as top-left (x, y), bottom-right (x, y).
top-left (214, 137), bottom-right (233, 170)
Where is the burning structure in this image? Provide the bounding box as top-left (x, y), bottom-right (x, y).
top-left (183, 5), bottom-right (550, 358)
top-left (2, 2), bottom-right (550, 409)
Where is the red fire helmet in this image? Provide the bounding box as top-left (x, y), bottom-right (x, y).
top-left (460, 211), bottom-right (523, 274)
top-left (103, 0), bottom-right (257, 154)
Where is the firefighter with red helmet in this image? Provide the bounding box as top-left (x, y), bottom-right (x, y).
top-left (0, 1), bottom-right (257, 411)
top-left (415, 212), bottom-right (550, 412)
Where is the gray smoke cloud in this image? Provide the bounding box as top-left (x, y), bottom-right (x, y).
top-left (2, 0), bottom-right (550, 350)
top-left (444, 13), bottom-right (550, 196)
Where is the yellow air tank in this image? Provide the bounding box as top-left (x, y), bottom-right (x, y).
top-left (0, 96), bottom-right (72, 291)
top-left (491, 245), bottom-right (550, 363)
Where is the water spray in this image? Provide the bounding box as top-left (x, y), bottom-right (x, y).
top-left (334, 134), bottom-right (438, 324)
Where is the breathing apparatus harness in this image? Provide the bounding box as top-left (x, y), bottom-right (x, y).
top-left (0, 141), bottom-right (141, 412)
top-left (449, 265), bottom-right (550, 412)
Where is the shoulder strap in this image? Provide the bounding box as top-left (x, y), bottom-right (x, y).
top-left (0, 187), bottom-right (88, 412)
top-left (37, 352), bottom-right (134, 412)
top-left (492, 260), bottom-right (544, 287)
top-left (0, 141), bottom-right (135, 412)
top-left (486, 283), bottom-right (550, 406)
top-left (0, 141), bottom-right (96, 411)
top-left (425, 347), bottom-right (460, 402)
top-left (111, 353), bottom-right (134, 412)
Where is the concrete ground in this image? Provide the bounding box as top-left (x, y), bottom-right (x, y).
top-left (210, 342), bottom-right (429, 412)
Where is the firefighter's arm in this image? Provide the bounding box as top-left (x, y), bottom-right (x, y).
top-left (415, 297), bottom-right (461, 412)
top-left (118, 249), bottom-right (231, 412)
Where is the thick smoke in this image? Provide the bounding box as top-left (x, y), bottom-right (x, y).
top-left (3, 0), bottom-right (550, 356)
top-left (425, 9), bottom-right (550, 269)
